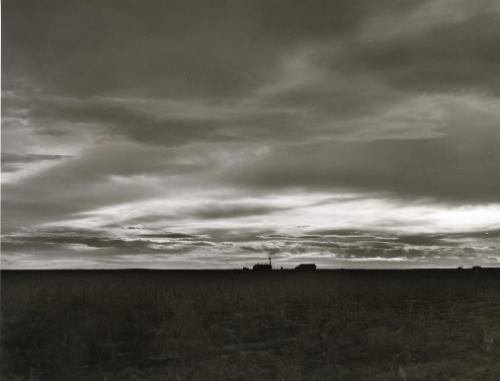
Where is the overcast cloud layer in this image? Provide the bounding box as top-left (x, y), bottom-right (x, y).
top-left (2, 0), bottom-right (500, 268)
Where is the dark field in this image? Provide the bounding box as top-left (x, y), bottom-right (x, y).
top-left (2, 270), bottom-right (500, 381)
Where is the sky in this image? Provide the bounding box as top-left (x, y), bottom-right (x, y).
top-left (2, 0), bottom-right (500, 269)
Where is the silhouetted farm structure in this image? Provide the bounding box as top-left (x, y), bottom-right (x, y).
top-left (250, 256), bottom-right (317, 272)
top-left (294, 263), bottom-right (317, 271)
top-left (252, 256), bottom-right (273, 271)
top-left (251, 263), bottom-right (317, 271)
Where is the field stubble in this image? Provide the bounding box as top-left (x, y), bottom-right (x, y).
top-left (2, 270), bottom-right (500, 381)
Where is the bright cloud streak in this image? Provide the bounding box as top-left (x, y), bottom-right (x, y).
top-left (43, 192), bottom-right (500, 236)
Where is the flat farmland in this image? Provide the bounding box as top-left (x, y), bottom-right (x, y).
top-left (2, 269), bottom-right (500, 381)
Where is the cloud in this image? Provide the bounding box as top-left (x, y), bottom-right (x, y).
top-left (33, 192), bottom-right (500, 238)
top-left (3, 224), bottom-right (499, 269)
top-left (1, 153), bottom-right (70, 184)
top-left (3, 0), bottom-right (427, 98)
top-left (189, 203), bottom-right (290, 220)
top-left (354, 13), bottom-right (500, 95)
top-left (2, 152), bottom-right (69, 166)
top-left (2, 0), bottom-right (500, 268)
top-left (225, 93), bottom-right (500, 202)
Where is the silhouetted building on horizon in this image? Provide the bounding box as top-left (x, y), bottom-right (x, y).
top-left (252, 263), bottom-right (272, 271)
top-left (252, 256), bottom-right (273, 271)
top-left (294, 263), bottom-right (317, 271)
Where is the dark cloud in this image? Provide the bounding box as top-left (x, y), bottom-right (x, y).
top-left (1, 153), bottom-right (69, 164)
top-left (190, 203), bottom-right (288, 220)
top-left (349, 13), bottom-right (500, 95)
top-left (2, 0), bottom-right (425, 98)
top-left (1, 227), bottom-right (202, 254)
top-left (1, 152), bottom-right (69, 172)
top-left (225, 121), bottom-right (500, 202)
top-left (3, 0), bottom-right (277, 97)
top-left (139, 233), bottom-right (202, 240)
top-left (452, 229), bottom-right (500, 239)
top-left (14, 96), bottom-right (230, 146)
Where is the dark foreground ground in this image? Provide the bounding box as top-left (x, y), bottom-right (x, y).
top-left (2, 269), bottom-right (500, 381)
